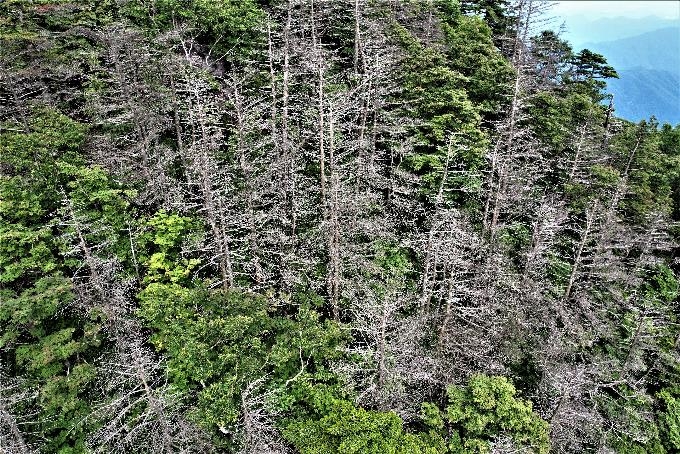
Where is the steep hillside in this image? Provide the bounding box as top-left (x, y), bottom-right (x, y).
top-left (1, 1), bottom-right (679, 453)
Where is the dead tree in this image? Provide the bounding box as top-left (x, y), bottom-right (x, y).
top-left (165, 66), bottom-right (237, 289)
top-left (87, 26), bottom-right (175, 203)
top-left (483, 0), bottom-right (552, 237)
top-left (0, 370), bottom-right (36, 454)
top-left (87, 325), bottom-right (211, 454)
top-left (54, 188), bottom-right (211, 453)
top-left (342, 275), bottom-right (437, 418)
top-left (523, 195), bottom-right (567, 278)
top-left (536, 359), bottom-right (606, 453)
top-left (237, 377), bottom-right (291, 454)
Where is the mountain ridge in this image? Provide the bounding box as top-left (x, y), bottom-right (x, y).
top-left (581, 26), bottom-right (680, 73)
top-left (558, 14), bottom-right (679, 47)
top-left (607, 68), bottom-right (680, 125)
top-left (575, 25), bottom-right (680, 125)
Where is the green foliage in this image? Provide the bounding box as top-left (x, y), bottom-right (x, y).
top-left (1, 1), bottom-right (678, 453)
top-left (659, 388), bottom-right (680, 452)
top-left (570, 49), bottom-right (619, 81)
top-left (459, 0), bottom-right (513, 41)
top-left (658, 124), bottom-right (680, 225)
top-left (58, 163), bottom-right (138, 268)
top-left (610, 121), bottom-right (677, 223)
top-left (0, 107), bottom-right (86, 312)
top-left (282, 375), bottom-right (549, 454)
top-left (137, 283), bottom-right (347, 442)
top-left (123, 0), bottom-right (263, 61)
top-left (600, 386), bottom-right (667, 454)
top-left (526, 90), bottom-right (606, 190)
top-left (0, 0), bottom-right (120, 32)
top-left (497, 223), bottom-right (531, 256)
top-left (0, 274), bottom-right (74, 350)
top-left (643, 266), bottom-right (679, 304)
top-left (137, 210), bottom-right (203, 285)
top-left (530, 31), bottom-right (574, 87)
top-left (373, 241), bottom-right (415, 280)
top-left (283, 389), bottom-right (445, 454)
top-left (391, 2), bottom-right (510, 206)
top-left (427, 375), bottom-right (550, 454)
top-left (438, 9), bottom-right (513, 116)
top-left (566, 49), bottom-right (619, 101)
top-left (389, 21), bottom-right (487, 204)
top-left (0, 107), bottom-right (136, 452)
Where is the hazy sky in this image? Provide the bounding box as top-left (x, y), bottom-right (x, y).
top-left (553, 1), bottom-right (680, 19)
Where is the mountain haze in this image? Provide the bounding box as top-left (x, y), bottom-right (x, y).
top-left (581, 27), bottom-right (680, 74)
top-left (607, 68), bottom-right (680, 125)
top-left (558, 14), bottom-right (679, 48)
top-left (577, 26), bottom-right (680, 124)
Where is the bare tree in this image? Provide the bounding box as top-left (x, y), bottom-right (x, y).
top-left (0, 370), bottom-right (36, 454)
top-left (536, 359), bottom-right (606, 453)
top-left (87, 324), bottom-right (212, 454)
top-left (56, 189), bottom-right (211, 453)
top-left (483, 0), bottom-right (554, 237)
top-left (342, 277), bottom-right (437, 418)
top-left (87, 25), bottom-right (176, 204)
top-left (237, 377), bottom-right (291, 454)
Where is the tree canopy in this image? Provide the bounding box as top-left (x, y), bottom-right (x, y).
top-left (1, 1), bottom-right (678, 453)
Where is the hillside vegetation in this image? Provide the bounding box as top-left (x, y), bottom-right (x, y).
top-left (1, 1), bottom-right (680, 453)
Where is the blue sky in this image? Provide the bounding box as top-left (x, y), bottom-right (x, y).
top-left (552, 1), bottom-right (680, 19)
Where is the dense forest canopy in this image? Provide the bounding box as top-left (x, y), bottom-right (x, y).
top-left (1, 1), bottom-right (679, 453)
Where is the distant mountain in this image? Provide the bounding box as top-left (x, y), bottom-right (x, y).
top-left (581, 27), bottom-right (680, 125)
top-left (560, 24), bottom-right (680, 125)
top-left (606, 68), bottom-right (680, 125)
top-left (580, 27), bottom-right (680, 74)
top-left (557, 15), bottom-right (679, 48)
top-left (548, 14), bottom-right (680, 124)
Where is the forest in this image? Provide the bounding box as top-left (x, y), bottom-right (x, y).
top-left (1, 0), bottom-right (679, 453)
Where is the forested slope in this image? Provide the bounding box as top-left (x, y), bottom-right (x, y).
top-left (1, 1), bottom-right (679, 453)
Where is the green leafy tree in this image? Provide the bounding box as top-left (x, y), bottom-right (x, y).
top-left (282, 386), bottom-right (445, 454)
top-left (659, 388), bottom-right (680, 453)
top-left (0, 108), bottom-right (137, 452)
top-left (530, 30), bottom-right (573, 87)
top-left (123, 0), bottom-right (264, 63)
top-left (459, 0), bottom-right (514, 44)
top-left (138, 284), bottom-right (347, 448)
top-left (438, 3), bottom-right (514, 117)
top-left (389, 21), bottom-right (488, 204)
top-left (566, 49), bottom-right (619, 101)
top-left (423, 375), bottom-right (550, 454)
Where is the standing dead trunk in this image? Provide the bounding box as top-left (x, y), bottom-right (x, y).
top-left (564, 203), bottom-right (597, 302)
top-left (312, 1), bottom-right (327, 204)
top-left (0, 392), bottom-right (32, 454)
top-left (353, 0), bottom-right (361, 77)
top-left (327, 106), bottom-right (341, 319)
